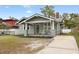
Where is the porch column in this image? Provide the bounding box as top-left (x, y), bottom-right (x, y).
top-left (51, 20), bottom-right (55, 36)
top-left (34, 24), bottom-right (35, 35)
top-left (43, 23), bottom-right (46, 34)
top-left (47, 23), bottom-right (48, 32)
top-left (57, 23), bottom-right (60, 34)
top-left (24, 23), bottom-right (27, 36)
top-left (46, 23), bottom-right (48, 34)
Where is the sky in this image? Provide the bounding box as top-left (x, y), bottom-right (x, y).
top-left (0, 5), bottom-right (79, 19)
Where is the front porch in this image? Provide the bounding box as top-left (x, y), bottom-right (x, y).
top-left (24, 21), bottom-right (55, 37)
top-left (18, 13), bottom-right (62, 37)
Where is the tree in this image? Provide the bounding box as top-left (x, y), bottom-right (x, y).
top-left (64, 20), bottom-right (76, 29)
top-left (0, 18), bottom-right (9, 29)
top-left (62, 13), bottom-right (70, 28)
top-left (0, 23), bottom-right (8, 29)
top-left (40, 5), bottom-right (55, 18)
top-left (69, 13), bottom-right (79, 20)
top-left (62, 13), bottom-right (70, 20)
top-left (63, 13), bottom-right (79, 29)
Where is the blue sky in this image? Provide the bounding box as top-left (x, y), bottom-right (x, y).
top-left (0, 5), bottom-right (79, 19)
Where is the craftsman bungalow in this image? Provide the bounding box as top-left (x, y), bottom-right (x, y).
top-left (17, 13), bottom-right (63, 37)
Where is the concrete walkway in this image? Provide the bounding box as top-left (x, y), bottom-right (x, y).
top-left (37, 36), bottom-right (79, 54)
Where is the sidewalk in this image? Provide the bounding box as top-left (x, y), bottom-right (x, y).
top-left (37, 36), bottom-right (78, 54)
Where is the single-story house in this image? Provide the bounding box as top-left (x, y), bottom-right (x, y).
top-left (17, 13), bottom-right (63, 37)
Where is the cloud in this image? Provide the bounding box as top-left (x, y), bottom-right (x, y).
top-left (22, 5), bottom-right (31, 8)
top-left (5, 6), bottom-right (9, 8)
top-left (26, 10), bottom-right (32, 13)
top-left (0, 6), bottom-right (10, 8)
top-left (22, 5), bottom-right (32, 13)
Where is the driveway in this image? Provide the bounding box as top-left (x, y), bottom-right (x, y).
top-left (37, 35), bottom-right (78, 54)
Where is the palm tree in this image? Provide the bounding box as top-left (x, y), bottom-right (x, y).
top-left (40, 5), bottom-right (55, 18)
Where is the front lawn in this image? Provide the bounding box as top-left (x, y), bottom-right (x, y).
top-left (72, 31), bottom-right (79, 48)
top-left (0, 35), bottom-right (51, 54)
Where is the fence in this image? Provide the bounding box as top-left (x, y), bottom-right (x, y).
top-left (62, 29), bottom-right (71, 33)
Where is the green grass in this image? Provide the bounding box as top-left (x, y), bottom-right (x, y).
top-left (61, 32), bottom-right (73, 35)
top-left (72, 31), bottom-right (79, 48)
top-left (0, 35), bottom-right (50, 54)
top-left (0, 35), bottom-right (30, 53)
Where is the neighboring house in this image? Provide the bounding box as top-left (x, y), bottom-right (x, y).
top-left (17, 13), bottom-right (63, 37)
top-left (0, 18), bottom-right (19, 35)
top-left (3, 18), bottom-right (18, 28)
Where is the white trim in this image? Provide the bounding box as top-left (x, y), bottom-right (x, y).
top-left (24, 24), bottom-right (27, 36)
top-left (26, 20), bottom-right (50, 24)
top-left (16, 17), bottom-right (27, 24)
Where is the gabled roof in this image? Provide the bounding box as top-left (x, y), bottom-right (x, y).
top-left (3, 18), bottom-right (17, 21)
top-left (18, 13), bottom-right (54, 24)
top-left (2, 19), bottom-right (18, 27)
top-left (16, 17), bottom-right (28, 24)
top-left (17, 13), bottom-right (63, 24)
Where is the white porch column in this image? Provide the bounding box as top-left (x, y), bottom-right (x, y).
top-left (46, 22), bottom-right (48, 35)
top-left (24, 23), bottom-right (27, 36)
top-left (57, 23), bottom-right (60, 34)
top-left (51, 20), bottom-right (55, 36)
top-left (51, 20), bottom-right (54, 30)
top-left (43, 23), bottom-right (45, 34)
top-left (47, 23), bottom-right (48, 32)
